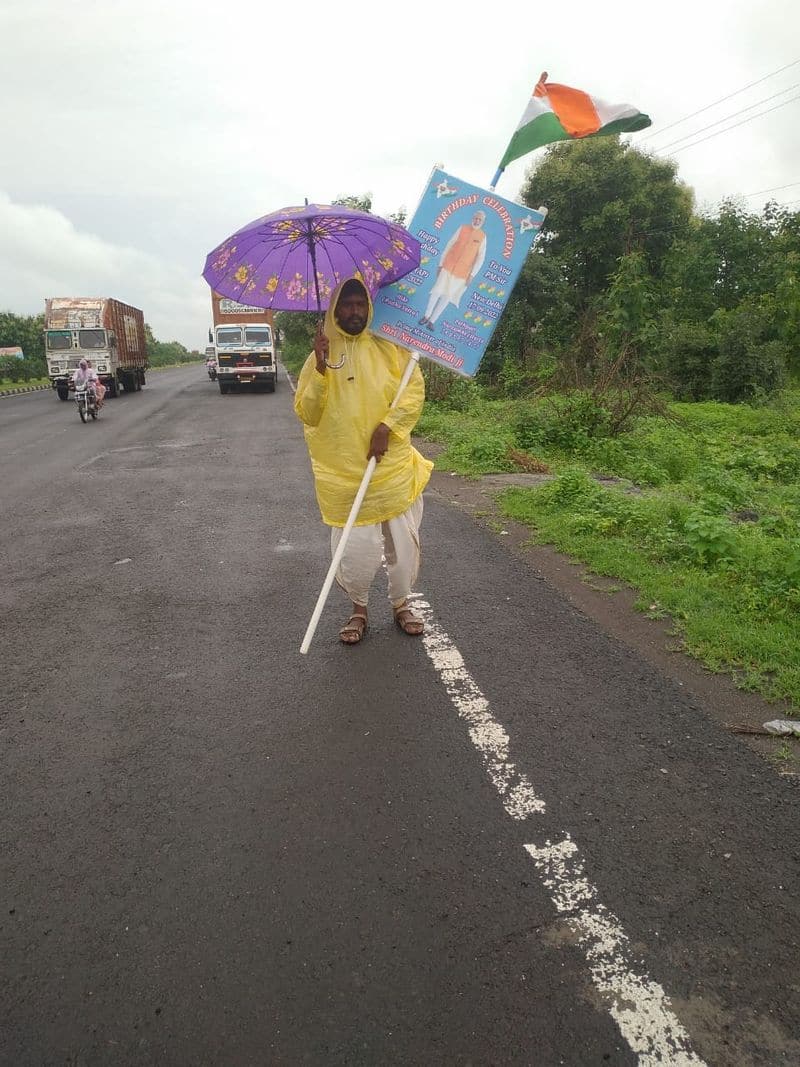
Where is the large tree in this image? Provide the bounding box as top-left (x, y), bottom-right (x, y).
top-left (656, 199), bottom-right (798, 397)
top-left (520, 138), bottom-right (693, 305)
top-left (482, 139), bottom-right (693, 386)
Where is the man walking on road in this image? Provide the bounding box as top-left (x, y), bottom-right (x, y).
top-left (294, 277), bottom-right (433, 644)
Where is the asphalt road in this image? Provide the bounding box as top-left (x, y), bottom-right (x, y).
top-left (2, 366), bottom-right (798, 1067)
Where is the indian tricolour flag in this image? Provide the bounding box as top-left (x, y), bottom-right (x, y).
top-left (493, 72), bottom-right (651, 183)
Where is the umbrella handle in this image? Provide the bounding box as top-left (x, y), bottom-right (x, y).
top-left (316, 313), bottom-right (345, 370)
top-left (300, 350), bottom-right (422, 655)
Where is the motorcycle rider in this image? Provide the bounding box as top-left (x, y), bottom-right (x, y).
top-left (73, 359), bottom-right (96, 400)
top-left (85, 360), bottom-right (106, 407)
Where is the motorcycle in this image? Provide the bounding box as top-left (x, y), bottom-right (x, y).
top-left (206, 363), bottom-right (217, 381)
top-left (75, 384), bottom-right (99, 423)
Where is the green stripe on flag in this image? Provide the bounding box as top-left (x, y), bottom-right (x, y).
top-left (499, 113), bottom-right (571, 169)
top-left (594, 113), bottom-right (652, 138)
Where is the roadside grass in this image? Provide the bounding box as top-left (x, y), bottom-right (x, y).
top-left (0, 376), bottom-right (50, 390)
top-left (418, 388), bottom-right (800, 709)
top-left (417, 396), bottom-right (521, 474)
top-left (0, 364), bottom-right (203, 393)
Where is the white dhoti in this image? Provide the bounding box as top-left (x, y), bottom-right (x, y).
top-left (330, 495), bottom-right (424, 608)
top-left (425, 270), bottom-right (467, 322)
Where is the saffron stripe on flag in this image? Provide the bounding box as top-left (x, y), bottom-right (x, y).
top-left (544, 82), bottom-right (601, 137)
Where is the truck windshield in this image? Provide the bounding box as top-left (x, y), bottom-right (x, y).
top-left (79, 329), bottom-right (107, 349)
top-left (47, 331), bottom-right (73, 350)
top-left (217, 327), bottom-right (242, 346)
top-left (245, 327), bottom-right (271, 345)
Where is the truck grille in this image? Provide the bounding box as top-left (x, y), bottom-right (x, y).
top-left (219, 353), bottom-right (273, 366)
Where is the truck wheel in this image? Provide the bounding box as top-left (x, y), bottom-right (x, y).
top-left (57, 385), bottom-right (69, 401)
top-left (218, 381), bottom-right (229, 395)
top-left (265, 378), bottom-right (275, 393)
top-left (107, 378), bottom-right (119, 399)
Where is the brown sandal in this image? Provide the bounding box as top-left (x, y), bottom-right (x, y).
top-left (339, 612), bottom-right (368, 644)
top-left (393, 604), bottom-right (424, 636)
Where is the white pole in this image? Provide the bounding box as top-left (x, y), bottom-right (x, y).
top-left (300, 350), bottom-right (421, 655)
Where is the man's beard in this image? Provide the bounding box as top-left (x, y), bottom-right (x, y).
top-left (338, 316), bottom-right (366, 335)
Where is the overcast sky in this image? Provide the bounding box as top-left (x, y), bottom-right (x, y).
top-left (2, 0), bottom-right (798, 350)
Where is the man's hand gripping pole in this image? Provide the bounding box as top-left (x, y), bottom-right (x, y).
top-left (300, 351), bottom-right (421, 655)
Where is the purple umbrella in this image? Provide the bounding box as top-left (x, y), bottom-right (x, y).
top-left (202, 203), bottom-right (421, 312)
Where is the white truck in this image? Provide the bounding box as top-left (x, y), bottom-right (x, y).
top-left (209, 293), bottom-right (277, 394)
top-left (44, 297), bottom-right (147, 400)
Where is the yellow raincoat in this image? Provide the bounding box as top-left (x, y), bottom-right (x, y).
top-left (294, 279), bottom-right (433, 527)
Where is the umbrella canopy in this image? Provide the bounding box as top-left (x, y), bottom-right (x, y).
top-left (203, 203), bottom-right (421, 312)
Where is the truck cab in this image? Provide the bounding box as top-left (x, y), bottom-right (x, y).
top-left (46, 326), bottom-right (118, 400)
top-left (213, 321), bottom-right (277, 393)
top-left (209, 293), bottom-right (278, 395)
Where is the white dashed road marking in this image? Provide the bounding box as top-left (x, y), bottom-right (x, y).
top-left (414, 595), bottom-right (705, 1066)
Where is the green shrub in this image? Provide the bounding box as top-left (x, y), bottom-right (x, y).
top-left (434, 376), bottom-right (482, 413)
top-left (512, 392), bottom-right (615, 454)
top-left (634, 421), bottom-right (702, 482)
top-left (585, 437), bottom-right (669, 486)
top-left (691, 467), bottom-right (750, 510)
top-left (0, 356), bottom-right (46, 383)
top-left (442, 430), bottom-right (516, 475)
top-left (711, 305), bottom-right (788, 403)
top-left (655, 318), bottom-right (717, 400)
top-left (535, 467), bottom-right (602, 506)
top-left (733, 533), bottom-right (800, 617)
top-left (681, 511), bottom-right (738, 566)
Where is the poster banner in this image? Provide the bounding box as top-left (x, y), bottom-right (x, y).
top-left (371, 169), bottom-right (547, 377)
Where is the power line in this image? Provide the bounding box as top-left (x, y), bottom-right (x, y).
top-left (614, 203), bottom-right (800, 243)
top-left (663, 93), bottom-right (800, 156)
top-left (651, 82), bottom-right (800, 152)
top-left (638, 57), bottom-right (800, 142)
top-left (741, 180), bottom-right (800, 198)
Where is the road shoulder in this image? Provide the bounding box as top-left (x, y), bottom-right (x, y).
top-left (418, 442), bottom-right (799, 779)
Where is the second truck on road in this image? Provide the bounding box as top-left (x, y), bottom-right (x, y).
top-left (44, 298), bottom-right (148, 401)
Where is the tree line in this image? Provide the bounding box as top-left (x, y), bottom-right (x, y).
top-left (482, 138), bottom-right (799, 404)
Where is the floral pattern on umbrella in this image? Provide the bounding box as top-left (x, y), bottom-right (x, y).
top-left (203, 203), bottom-right (421, 312)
